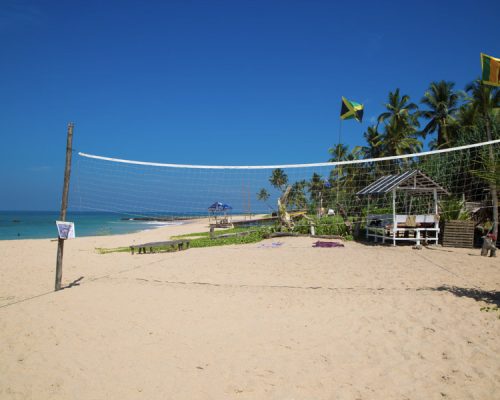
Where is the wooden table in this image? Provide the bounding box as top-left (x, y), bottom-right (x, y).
top-left (130, 240), bottom-right (190, 254)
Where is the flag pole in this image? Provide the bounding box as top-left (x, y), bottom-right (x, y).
top-left (336, 118), bottom-right (342, 203)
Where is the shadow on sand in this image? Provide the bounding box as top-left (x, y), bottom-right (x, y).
top-left (63, 276), bottom-right (84, 289)
top-left (432, 285), bottom-right (500, 307)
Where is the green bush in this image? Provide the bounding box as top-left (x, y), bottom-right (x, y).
top-left (440, 197), bottom-right (470, 221)
top-left (293, 215), bottom-right (351, 238)
top-left (189, 231), bottom-right (265, 248)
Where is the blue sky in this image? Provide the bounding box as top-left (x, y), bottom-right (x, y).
top-left (0, 0), bottom-right (498, 210)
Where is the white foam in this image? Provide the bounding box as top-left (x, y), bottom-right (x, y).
top-left (142, 221), bottom-right (184, 226)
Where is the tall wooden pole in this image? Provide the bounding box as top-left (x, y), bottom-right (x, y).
top-left (247, 182), bottom-right (251, 217)
top-left (484, 117), bottom-right (498, 242)
top-left (55, 122), bottom-right (74, 291)
top-left (336, 119), bottom-right (343, 203)
top-left (392, 190), bottom-right (397, 246)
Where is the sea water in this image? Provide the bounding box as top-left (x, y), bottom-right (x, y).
top-left (0, 211), bottom-right (187, 240)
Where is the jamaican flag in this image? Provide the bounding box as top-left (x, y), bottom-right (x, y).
top-left (340, 96), bottom-right (364, 122)
top-left (481, 53), bottom-right (500, 87)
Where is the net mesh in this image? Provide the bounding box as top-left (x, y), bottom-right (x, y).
top-left (72, 140), bottom-right (500, 232)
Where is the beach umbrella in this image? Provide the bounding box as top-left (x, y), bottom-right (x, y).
top-left (208, 202), bottom-right (233, 212)
top-left (208, 202), bottom-right (224, 212)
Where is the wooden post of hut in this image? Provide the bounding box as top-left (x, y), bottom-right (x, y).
top-left (392, 189), bottom-right (397, 246)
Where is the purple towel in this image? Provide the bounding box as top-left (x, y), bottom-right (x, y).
top-left (258, 242), bottom-right (283, 248)
top-left (312, 241), bottom-right (344, 248)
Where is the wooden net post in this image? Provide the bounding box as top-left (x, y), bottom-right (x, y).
top-left (55, 122), bottom-right (74, 291)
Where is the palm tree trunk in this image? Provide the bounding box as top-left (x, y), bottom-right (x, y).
top-left (442, 120), bottom-right (448, 147)
top-left (485, 117), bottom-right (498, 242)
top-left (437, 125), bottom-right (443, 147)
top-left (490, 184), bottom-right (498, 241)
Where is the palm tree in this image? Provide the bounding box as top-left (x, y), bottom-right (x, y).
top-left (327, 143), bottom-right (350, 202)
top-left (358, 125), bottom-right (385, 180)
top-left (456, 103), bottom-right (478, 131)
top-left (377, 89), bottom-right (421, 163)
top-left (465, 80), bottom-right (500, 128)
top-left (256, 188), bottom-right (273, 211)
top-left (269, 168), bottom-right (288, 192)
top-left (327, 144), bottom-right (365, 205)
top-left (328, 143), bottom-right (349, 162)
top-left (343, 146), bottom-right (369, 204)
top-left (377, 88), bottom-right (419, 132)
top-left (382, 120), bottom-right (422, 156)
top-left (465, 80), bottom-right (500, 240)
top-left (308, 173), bottom-right (324, 207)
top-left (257, 188), bottom-right (270, 202)
top-left (420, 80), bottom-right (462, 148)
top-left (445, 103), bottom-right (481, 147)
top-left (361, 125), bottom-right (383, 159)
top-left (288, 180), bottom-right (308, 210)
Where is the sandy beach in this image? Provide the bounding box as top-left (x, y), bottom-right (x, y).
top-left (0, 218), bottom-right (499, 399)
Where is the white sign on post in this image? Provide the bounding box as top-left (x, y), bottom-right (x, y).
top-left (56, 221), bottom-right (76, 239)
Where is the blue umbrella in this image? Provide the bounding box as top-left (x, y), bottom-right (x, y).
top-left (208, 202), bottom-right (223, 212)
top-left (208, 202), bottom-right (232, 212)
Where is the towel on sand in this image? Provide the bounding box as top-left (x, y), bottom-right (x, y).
top-left (258, 242), bottom-right (283, 248)
top-left (312, 241), bottom-right (344, 248)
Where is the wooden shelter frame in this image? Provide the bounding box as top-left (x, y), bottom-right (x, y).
top-left (358, 170), bottom-right (448, 246)
top-left (208, 203), bottom-right (233, 228)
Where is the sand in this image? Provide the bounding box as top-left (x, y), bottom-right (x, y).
top-left (0, 218), bottom-right (499, 399)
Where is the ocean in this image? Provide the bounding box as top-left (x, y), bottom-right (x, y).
top-left (0, 211), bottom-right (189, 240)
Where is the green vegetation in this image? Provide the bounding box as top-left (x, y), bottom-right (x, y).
top-left (439, 198), bottom-right (470, 221)
top-left (109, 79), bottom-right (498, 253)
top-left (96, 227), bottom-right (270, 254)
top-left (420, 81), bottom-right (463, 148)
top-left (269, 168), bottom-right (288, 191)
top-left (187, 231), bottom-right (266, 248)
top-left (377, 88), bottom-right (421, 157)
top-left (171, 226), bottom-right (258, 239)
top-left (293, 215), bottom-right (352, 238)
top-left (95, 216), bottom-right (358, 255)
top-left (96, 246), bottom-right (130, 254)
top-left (256, 188), bottom-right (274, 212)
top-left (257, 188), bottom-right (270, 202)
top-left (255, 78), bottom-right (498, 240)
top-left (480, 306), bottom-right (500, 319)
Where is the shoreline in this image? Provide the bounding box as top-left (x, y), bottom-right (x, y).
top-left (0, 217), bottom-right (206, 243)
top-left (0, 213), bottom-right (265, 241)
top-left (0, 214), bottom-right (205, 242)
